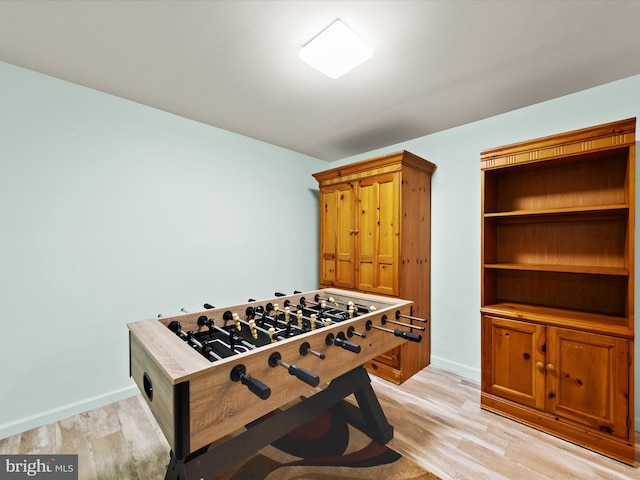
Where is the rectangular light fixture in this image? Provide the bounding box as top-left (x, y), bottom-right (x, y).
top-left (300, 19), bottom-right (373, 79)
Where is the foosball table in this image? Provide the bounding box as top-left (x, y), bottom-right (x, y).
top-left (128, 288), bottom-right (426, 480)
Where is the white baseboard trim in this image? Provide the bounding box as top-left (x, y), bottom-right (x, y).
top-left (0, 384), bottom-right (139, 441)
top-left (429, 355), bottom-right (480, 385)
top-left (2, 366), bottom-right (638, 441)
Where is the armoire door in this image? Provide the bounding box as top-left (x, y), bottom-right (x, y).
top-left (319, 182), bottom-right (355, 288)
top-left (356, 173), bottom-right (399, 295)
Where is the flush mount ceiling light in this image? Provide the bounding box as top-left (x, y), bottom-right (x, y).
top-left (300, 19), bottom-right (373, 79)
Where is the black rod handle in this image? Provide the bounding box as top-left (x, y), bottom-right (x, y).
top-left (287, 364), bottom-right (320, 387)
top-left (241, 373), bottom-right (271, 400)
top-left (394, 329), bottom-right (422, 342)
top-left (230, 365), bottom-right (271, 400)
top-left (334, 336), bottom-right (361, 354)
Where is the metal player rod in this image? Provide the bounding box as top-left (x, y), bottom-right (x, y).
top-left (261, 305), bottom-right (333, 331)
top-left (313, 293), bottom-right (375, 313)
top-left (347, 325), bottom-right (366, 338)
top-left (301, 296), bottom-right (353, 314)
top-left (382, 317), bottom-right (426, 331)
top-left (287, 310), bottom-right (330, 330)
top-left (215, 325), bottom-right (257, 350)
top-left (198, 316), bottom-right (257, 351)
top-left (300, 307), bottom-right (346, 323)
top-left (225, 312), bottom-right (286, 343)
top-left (288, 312), bottom-right (331, 335)
top-left (289, 290), bottom-right (352, 312)
top-left (268, 352), bottom-right (320, 387)
top-left (248, 306), bottom-right (308, 336)
top-left (288, 308), bottom-right (335, 328)
top-left (289, 300), bottom-right (353, 322)
top-left (365, 320), bottom-right (422, 343)
top-left (167, 320), bottom-right (224, 361)
top-left (395, 310), bottom-right (428, 323)
top-left (299, 341), bottom-right (326, 359)
top-left (210, 307), bottom-right (277, 341)
top-left (185, 308), bottom-right (258, 351)
top-left (251, 305), bottom-right (301, 327)
top-left (239, 317), bottom-right (282, 340)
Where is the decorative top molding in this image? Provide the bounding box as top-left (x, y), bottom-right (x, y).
top-left (481, 118), bottom-right (636, 170)
top-left (313, 150), bottom-right (436, 186)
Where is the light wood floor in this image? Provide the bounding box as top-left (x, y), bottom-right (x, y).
top-left (1, 366), bottom-right (638, 479)
top-left (372, 367), bottom-right (639, 480)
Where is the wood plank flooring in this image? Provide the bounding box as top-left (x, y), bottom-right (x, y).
top-left (372, 367), bottom-right (639, 480)
top-left (1, 366), bottom-right (638, 479)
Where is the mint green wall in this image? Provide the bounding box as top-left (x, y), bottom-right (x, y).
top-left (332, 74), bottom-right (640, 430)
top-left (2, 59), bottom-right (639, 438)
top-left (0, 61), bottom-right (325, 438)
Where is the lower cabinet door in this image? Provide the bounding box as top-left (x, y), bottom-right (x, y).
top-left (481, 315), bottom-right (546, 409)
top-left (545, 327), bottom-right (630, 439)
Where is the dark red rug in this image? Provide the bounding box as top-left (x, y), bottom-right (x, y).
top-left (213, 409), bottom-right (440, 480)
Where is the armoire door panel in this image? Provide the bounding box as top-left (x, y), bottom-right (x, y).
top-left (319, 184), bottom-right (356, 288)
top-left (376, 175), bottom-right (399, 294)
top-left (377, 175), bottom-right (398, 258)
top-left (335, 184), bottom-right (356, 288)
top-left (357, 174), bottom-right (399, 294)
top-left (357, 179), bottom-right (378, 292)
top-left (357, 181), bottom-right (377, 258)
top-left (376, 259), bottom-right (395, 295)
top-left (319, 188), bottom-right (338, 285)
top-left (321, 258), bottom-right (336, 285)
top-left (335, 255), bottom-right (354, 287)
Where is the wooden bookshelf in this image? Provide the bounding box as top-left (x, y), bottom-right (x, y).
top-left (480, 118), bottom-right (636, 465)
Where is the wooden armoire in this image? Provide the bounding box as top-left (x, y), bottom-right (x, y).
top-left (480, 118), bottom-right (636, 464)
top-left (313, 150), bottom-right (436, 384)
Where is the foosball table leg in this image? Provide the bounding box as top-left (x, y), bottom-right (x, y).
top-left (163, 450), bottom-right (184, 480)
top-left (165, 365), bottom-right (393, 480)
top-left (330, 365), bottom-right (394, 444)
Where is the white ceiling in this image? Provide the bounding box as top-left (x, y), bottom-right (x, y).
top-left (1, 0), bottom-right (640, 161)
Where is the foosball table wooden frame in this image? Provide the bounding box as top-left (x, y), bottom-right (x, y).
top-left (128, 288), bottom-right (424, 480)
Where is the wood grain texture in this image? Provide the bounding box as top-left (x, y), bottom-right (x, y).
top-left (314, 151), bottom-right (436, 384)
top-left (128, 288), bottom-right (415, 453)
top-left (480, 118), bottom-right (636, 170)
top-left (2, 367), bottom-right (636, 479)
top-left (480, 118), bottom-right (635, 464)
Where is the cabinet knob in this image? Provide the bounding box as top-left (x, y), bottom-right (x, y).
top-left (535, 361), bottom-right (544, 371)
top-left (546, 363), bottom-right (556, 373)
